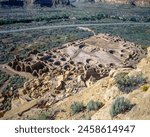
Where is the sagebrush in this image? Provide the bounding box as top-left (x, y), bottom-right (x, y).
top-left (115, 72), bottom-right (147, 93)
top-left (110, 97), bottom-right (134, 118)
top-left (70, 102), bottom-right (85, 114)
top-left (87, 100), bottom-right (102, 111)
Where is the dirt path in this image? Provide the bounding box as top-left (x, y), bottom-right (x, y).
top-left (0, 64), bottom-right (34, 80)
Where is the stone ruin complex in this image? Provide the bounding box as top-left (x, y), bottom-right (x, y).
top-left (1, 33), bottom-right (146, 118)
top-left (8, 33), bottom-right (146, 80)
top-left (6, 33), bottom-right (146, 98)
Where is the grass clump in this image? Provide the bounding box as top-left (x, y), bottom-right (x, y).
top-left (71, 102), bottom-right (85, 114)
top-left (110, 97), bottom-right (134, 118)
top-left (87, 100), bottom-right (103, 111)
top-left (30, 112), bottom-right (52, 120)
top-left (130, 17), bottom-right (137, 22)
top-left (114, 72), bottom-right (147, 93)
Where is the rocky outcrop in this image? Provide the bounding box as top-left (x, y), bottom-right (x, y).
top-left (96, 0), bottom-right (150, 7)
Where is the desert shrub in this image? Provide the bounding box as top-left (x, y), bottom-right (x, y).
top-left (146, 18), bottom-right (150, 22)
top-left (30, 112), bottom-right (52, 120)
top-left (110, 97), bottom-right (133, 118)
top-left (87, 100), bottom-right (102, 111)
top-left (141, 84), bottom-right (149, 92)
top-left (122, 18), bottom-right (126, 21)
top-left (114, 72), bottom-right (147, 93)
top-left (130, 17), bottom-right (137, 22)
top-left (0, 18), bottom-right (33, 26)
top-left (78, 13), bottom-right (107, 21)
top-left (90, 16), bottom-right (96, 21)
top-left (9, 75), bottom-right (25, 88)
top-left (71, 102), bottom-right (85, 114)
top-left (0, 70), bottom-right (10, 87)
top-left (96, 13), bottom-right (106, 20)
top-left (2, 75), bottom-right (26, 94)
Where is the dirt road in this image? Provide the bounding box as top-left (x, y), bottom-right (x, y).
top-left (0, 22), bottom-right (150, 34)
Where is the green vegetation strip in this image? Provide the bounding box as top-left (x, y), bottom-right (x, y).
top-left (0, 14), bottom-right (69, 26)
top-left (1, 12), bottom-right (150, 26)
top-left (0, 70), bottom-right (10, 87)
top-left (2, 75), bottom-right (26, 94)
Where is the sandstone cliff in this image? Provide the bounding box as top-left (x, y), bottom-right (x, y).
top-left (0, 0), bottom-right (70, 7)
top-left (97, 0), bottom-right (150, 7)
top-left (0, 0), bottom-right (150, 7)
